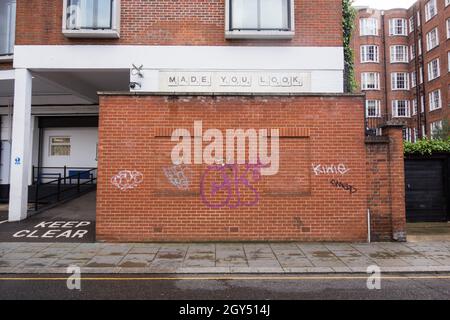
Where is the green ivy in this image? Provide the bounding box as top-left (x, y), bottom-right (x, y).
top-left (343, 0), bottom-right (357, 93)
top-left (404, 138), bottom-right (450, 155)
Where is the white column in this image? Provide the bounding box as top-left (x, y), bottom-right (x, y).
top-left (8, 69), bottom-right (32, 222)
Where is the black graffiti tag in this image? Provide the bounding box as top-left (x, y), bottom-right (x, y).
top-left (330, 179), bottom-right (357, 195)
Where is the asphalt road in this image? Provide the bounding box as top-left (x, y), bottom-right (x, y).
top-left (1, 274), bottom-right (450, 300)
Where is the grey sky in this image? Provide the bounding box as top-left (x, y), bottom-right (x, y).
top-left (353, 0), bottom-right (416, 10)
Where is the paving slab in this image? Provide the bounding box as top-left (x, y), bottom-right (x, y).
top-left (1, 241), bottom-right (450, 274)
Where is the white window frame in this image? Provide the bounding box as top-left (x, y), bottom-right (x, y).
top-left (431, 120), bottom-right (443, 139)
top-left (361, 72), bottom-right (380, 90)
top-left (410, 44), bottom-right (416, 61)
top-left (366, 100), bottom-right (381, 118)
top-left (426, 28), bottom-right (439, 51)
top-left (225, 0), bottom-right (295, 39)
top-left (411, 71), bottom-right (417, 88)
top-left (389, 18), bottom-right (407, 36)
top-left (390, 45), bottom-right (409, 63)
top-left (427, 58), bottom-right (440, 81)
top-left (446, 0), bottom-right (450, 7)
top-left (403, 127), bottom-right (412, 142)
top-left (412, 98), bottom-right (418, 115)
top-left (360, 18), bottom-right (379, 36)
top-left (429, 89), bottom-right (441, 111)
top-left (49, 136), bottom-right (71, 157)
top-left (62, 0), bottom-right (121, 38)
top-left (447, 19), bottom-right (450, 39)
top-left (0, 0), bottom-right (15, 61)
top-left (392, 100), bottom-right (410, 118)
top-left (425, 0), bottom-right (437, 22)
top-left (448, 52), bottom-right (450, 72)
top-left (408, 16), bottom-right (414, 34)
top-left (360, 45), bottom-right (379, 63)
top-left (391, 72), bottom-right (409, 90)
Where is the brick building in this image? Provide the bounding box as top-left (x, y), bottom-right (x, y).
top-left (0, 0), bottom-right (407, 242)
top-left (352, 0), bottom-right (450, 140)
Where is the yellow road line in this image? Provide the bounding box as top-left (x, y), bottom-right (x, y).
top-left (1, 275), bottom-right (450, 281)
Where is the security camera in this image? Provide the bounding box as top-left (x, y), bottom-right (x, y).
top-left (129, 82), bottom-right (141, 90)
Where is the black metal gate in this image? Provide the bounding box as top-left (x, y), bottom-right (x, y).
top-left (405, 154), bottom-right (450, 222)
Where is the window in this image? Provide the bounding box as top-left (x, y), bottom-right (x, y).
top-left (0, 0), bottom-right (16, 57)
top-left (411, 71), bottom-right (417, 88)
top-left (427, 58), bottom-right (440, 81)
top-left (390, 45), bottom-right (408, 63)
top-left (448, 52), bottom-right (450, 72)
top-left (412, 98), bottom-right (418, 115)
top-left (361, 45), bottom-right (379, 63)
top-left (360, 18), bottom-right (378, 36)
top-left (410, 44), bottom-right (416, 60)
top-left (413, 128), bottom-right (418, 142)
top-left (50, 137), bottom-right (71, 156)
top-left (366, 100), bottom-right (381, 118)
top-left (418, 39), bottom-right (422, 55)
top-left (426, 28), bottom-right (439, 51)
top-left (419, 67), bottom-right (423, 84)
top-left (447, 19), bottom-right (450, 39)
top-left (63, 0), bottom-right (120, 38)
top-left (361, 72), bottom-right (380, 90)
top-left (391, 72), bottom-right (409, 90)
top-left (226, 0), bottom-right (294, 39)
top-left (417, 11), bottom-right (421, 26)
top-left (408, 16), bottom-right (414, 34)
top-left (392, 100), bottom-right (410, 118)
top-left (403, 128), bottom-right (412, 142)
top-left (429, 89), bottom-right (441, 111)
top-left (425, 0), bottom-right (437, 22)
top-left (446, 0), bottom-right (450, 7)
top-left (431, 120), bottom-right (443, 139)
top-left (389, 18), bottom-right (407, 36)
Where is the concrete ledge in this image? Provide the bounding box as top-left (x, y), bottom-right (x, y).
top-left (97, 91), bottom-right (366, 98)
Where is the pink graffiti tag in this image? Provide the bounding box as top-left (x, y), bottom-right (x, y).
top-left (200, 162), bottom-right (267, 209)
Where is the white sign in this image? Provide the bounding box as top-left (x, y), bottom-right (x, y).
top-left (130, 70), bottom-right (312, 93)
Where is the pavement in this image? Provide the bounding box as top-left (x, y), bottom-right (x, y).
top-left (1, 241), bottom-right (450, 274)
top-left (407, 222), bottom-right (450, 242)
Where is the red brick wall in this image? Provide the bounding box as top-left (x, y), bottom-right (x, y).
top-left (96, 94), bottom-right (406, 242)
top-left (15, 0), bottom-right (342, 47)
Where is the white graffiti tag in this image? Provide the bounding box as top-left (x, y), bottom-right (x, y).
top-left (111, 171), bottom-right (143, 191)
top-left (163, 165), bottom-right (192, 190)
top-left (312, 164), bottom-right (350, 176)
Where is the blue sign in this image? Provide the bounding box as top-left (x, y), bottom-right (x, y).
top-left (14, 157), bottom-right (21, 165)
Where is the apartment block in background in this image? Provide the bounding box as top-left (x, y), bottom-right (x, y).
top-left (352, 0), bottom-right (450, 141)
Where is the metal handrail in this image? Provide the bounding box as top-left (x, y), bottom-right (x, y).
top-left (32, 167), bottom-right (97, 211)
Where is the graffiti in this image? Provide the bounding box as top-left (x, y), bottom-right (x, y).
top-left (330, 179), bottom-right (357, 195)
top-left (312, 163), bottom-right (350, 176)
top-left (163, 165), bottom-right (192, 190)
top-left (200, 162), bottom-right (267, 209)
top-left (111, 170), bottom-right (143, 191)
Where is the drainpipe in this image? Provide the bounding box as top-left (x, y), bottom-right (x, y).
top-left (367, 209), bottom-right (371, 243)
top-left (381, 12), bottom-right (389, 117)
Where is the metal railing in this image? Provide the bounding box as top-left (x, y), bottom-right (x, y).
top-left (31, 166), bottom-right (97, 212)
